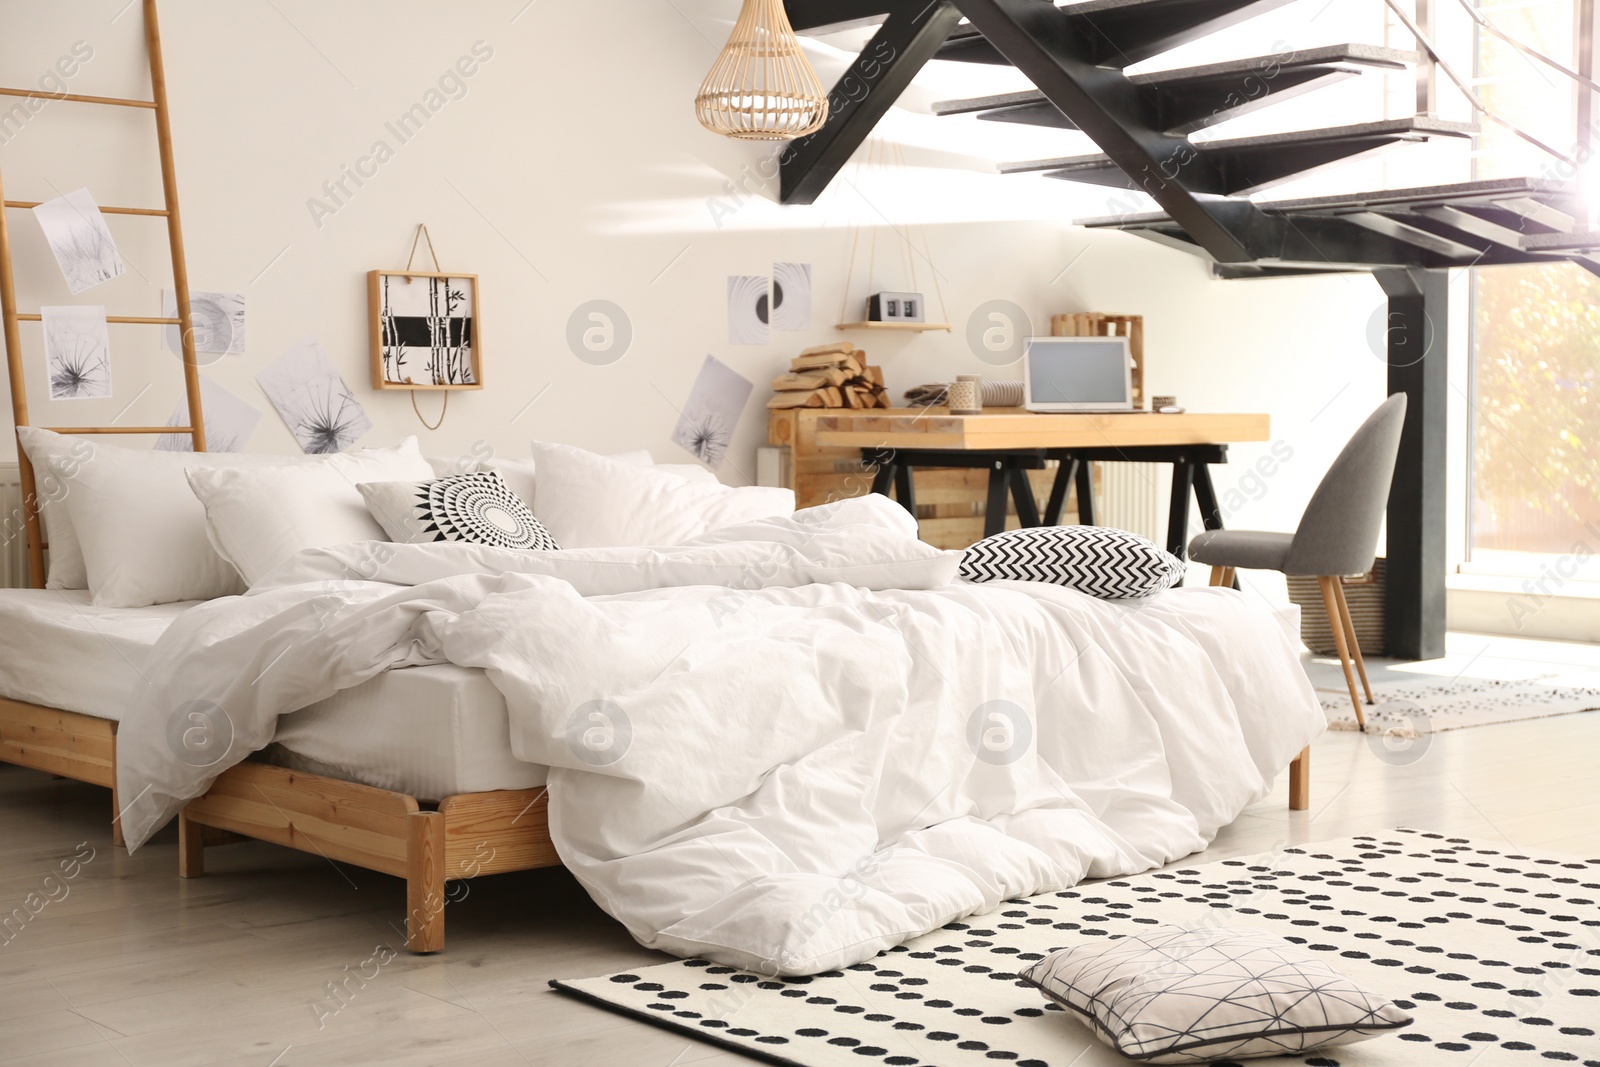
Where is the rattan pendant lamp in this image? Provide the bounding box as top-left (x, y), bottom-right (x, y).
top-left (696, 0), bottom-right (830, 140)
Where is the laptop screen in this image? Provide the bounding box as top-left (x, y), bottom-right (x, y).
top-left (1026, 338), bottom-right (1130, 406)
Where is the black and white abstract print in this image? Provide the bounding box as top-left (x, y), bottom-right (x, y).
top-left (40, 305), bottom-right (112, 400)
top-left (378, 274), bottom-right (476, 386)
top-left (728, 275), bottom-right (770, 346)
top-left (256, 337), bottom-right (372, 454)
top-left (773, 262), bottom-right (813, 332)
top-left (557, 830), bottom-right (1600, 1067)
top-left (31, 189), bottom-right (125, 295)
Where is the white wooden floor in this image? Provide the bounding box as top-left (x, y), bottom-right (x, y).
top-left (1, 631), bottom-right (1597, 1066)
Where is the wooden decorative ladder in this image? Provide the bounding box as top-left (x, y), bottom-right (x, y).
top-left (0, 0), bottom-right (206, 589)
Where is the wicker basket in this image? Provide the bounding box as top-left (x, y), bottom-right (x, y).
top-left (1286, 558), bottom-right (1386, 657)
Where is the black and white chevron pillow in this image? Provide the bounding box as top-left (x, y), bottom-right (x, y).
top-left (959, 525), bottom-right (1184, 598)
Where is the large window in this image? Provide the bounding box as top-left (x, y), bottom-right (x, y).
top-left (1471, 265), bottom-right (1600, 568)
top-left (1467, 0), bottom-right (1600, 578)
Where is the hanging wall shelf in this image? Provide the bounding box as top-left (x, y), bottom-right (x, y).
top-left (835, 320), bottom-right (953, 332)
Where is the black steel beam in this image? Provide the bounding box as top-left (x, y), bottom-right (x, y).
top-left (779, 1), bottom-right (964, 205)
top-left (785, 0), bottom-right (895, 32)
top-left (1374, 268), bottom-right (1448, 661)
top-left (934, 0), bottom-right (1301, 67)
top-left (954, 0), bottom-right (1256, 261)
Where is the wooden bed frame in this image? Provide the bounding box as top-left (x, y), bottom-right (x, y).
top-left (0, 694), bottom-right (570, 953)
top-left (178, 762), bottom-right (560, 952)
top-left (0, 697), bottom-right (125, 844)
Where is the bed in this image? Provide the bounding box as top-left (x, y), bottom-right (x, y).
top-left (0, 584), bottom-right (560, 951)
top-left (101, 501), bottom-right (1325, 975)
top-left (2, 393), bottom-right (1319, 970)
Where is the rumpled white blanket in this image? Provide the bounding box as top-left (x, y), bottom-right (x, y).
top-left (117, 496), bottom-right (1323, 974)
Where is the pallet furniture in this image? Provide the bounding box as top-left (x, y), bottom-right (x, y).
top-left (178, 762), bottom-right (560, 952)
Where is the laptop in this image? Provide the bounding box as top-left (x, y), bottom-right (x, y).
top-left (1023, 336), bottom-right (1136, 414)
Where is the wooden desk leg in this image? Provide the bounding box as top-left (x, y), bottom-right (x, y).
top-left (1167, 459), bottom-right (1195, 563)
top-left (1074, 462), bottom-right (1096, 525)
top-left (1289, 747), bottom-right (1310, 810)
top-left (1009, 467), bottom-right (1041, 527)
top-left (983, 463), bottom-right (1009, 538)
top-left (892, 464), bottom-right (917, 517)
top-left (1043, 458), bottom-right (1076, 526)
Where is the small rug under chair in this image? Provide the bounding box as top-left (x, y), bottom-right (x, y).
top-left (1319, 677), bottom-right (1600, 737)
top-left (555, 829), bottom-right (1600, 1067)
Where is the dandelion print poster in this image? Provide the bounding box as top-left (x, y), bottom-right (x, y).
top-left (256, 337), bottom-right (372, 454)
top-left (671, 354), bottom-right (752, 470)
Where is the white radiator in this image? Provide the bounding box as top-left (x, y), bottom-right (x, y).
top-left (0, 463), bottom-right (30, 589)
top-left (1095, 461), bottom-right (1166, 545)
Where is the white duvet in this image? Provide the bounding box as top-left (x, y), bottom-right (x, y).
top-left (117, 496), bottom-right (1323, 974)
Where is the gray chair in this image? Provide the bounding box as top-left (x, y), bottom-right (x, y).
top-left (1189, 395), bottom-right (1407, 806)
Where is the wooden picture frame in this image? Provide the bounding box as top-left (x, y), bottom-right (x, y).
top-left (368, 270), bottom-right (482, 391)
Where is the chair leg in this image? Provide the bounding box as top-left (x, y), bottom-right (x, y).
top-left (1331, 580), bottom-right (1375, 706)
top-left (1207, 566), bottom-right (1236, 588)
top-left (1289, 747), bottom-right (1310, 810)
top-left (1317, 576), bottom-right (1366, 731)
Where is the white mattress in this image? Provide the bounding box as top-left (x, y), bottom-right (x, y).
top-left (0, 589), bottom-right (543, 799)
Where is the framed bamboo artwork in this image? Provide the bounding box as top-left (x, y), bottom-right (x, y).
top-left (368, 270), bottom-right (482, 390)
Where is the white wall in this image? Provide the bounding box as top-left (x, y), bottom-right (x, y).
top-left (0, 0), bottom-right (1416, 599)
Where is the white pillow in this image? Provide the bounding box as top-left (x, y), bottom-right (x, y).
top-left (424, 450), bottom-right (659, 511)
top-left (187, 441), bottom-right (434, 587)
top-left (42, 437), bottom-right (301, 607)
top-left (16, 426), bottom-right (99, 589)
top-left (528, 441), bottom-right (793, 548)
top-left (653, 462), bottom-right (720, 485)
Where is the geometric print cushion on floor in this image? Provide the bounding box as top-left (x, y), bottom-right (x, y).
top-left (1019, 926), bottom-right (1412, 1063)
top-left (554, 830), bottom-right (1600, 1067)
top-left (959, 525), bottom-right (1186, 599)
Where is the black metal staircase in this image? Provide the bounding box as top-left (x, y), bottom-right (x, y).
top-left (935, 44), bottom-right (1418, 134)
top-left (778, 0), bottom-right (1600, 660)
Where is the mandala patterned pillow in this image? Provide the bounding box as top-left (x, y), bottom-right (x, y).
top-left (358, 470), bottom-right (560, 551)
top-left (1019, 926), bottom-right (1413, 1063)
top-left (959, 524), bottom-right (1184, 598)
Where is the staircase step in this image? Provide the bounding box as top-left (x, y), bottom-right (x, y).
top-left (1521, 230), bottom-right (1600, 252)
top-left (1001, 117), bottom-right (1476, 195)
top-left (933, 44), bottom-right (1417, 133)
top-left (1071, 177), bottom-right (1599, 272)
top-left (935, 0), bottom-right (1299, 68)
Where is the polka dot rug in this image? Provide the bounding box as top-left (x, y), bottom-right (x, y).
top-left (1319, 678), bottom-right (1600, 738)
top-left (553, 830), bottom-right (1600, 1066)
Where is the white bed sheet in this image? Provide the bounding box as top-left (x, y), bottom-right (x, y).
top-left (0, 589), bottom-right (543, 799)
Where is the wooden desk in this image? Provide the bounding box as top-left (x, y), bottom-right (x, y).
top-left (813, 410), bottom-right (1270, 451)
top-left (814, 410), bottom-right (1271, 559)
